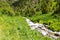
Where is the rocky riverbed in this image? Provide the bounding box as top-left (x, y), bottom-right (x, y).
top-left (25, 18), bottom-right (60, 40)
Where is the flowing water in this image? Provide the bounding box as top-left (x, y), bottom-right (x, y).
top-left (25, 17), bottom-right (60, 39)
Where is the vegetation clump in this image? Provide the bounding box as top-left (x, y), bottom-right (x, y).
top-left (0, 0), bottom-right (60, 40)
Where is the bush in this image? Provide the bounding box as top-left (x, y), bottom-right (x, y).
top-left (0, 1), bottom-right (15, 16)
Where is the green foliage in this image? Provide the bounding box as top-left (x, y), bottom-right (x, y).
top-left (11, 0), bottom-right (58, 16)
top-left (0, 1), bottom-right (15, 16)
top-left (0, 15), bottom-right (54, 40)
top-left (10, 0), bottom-right (60, 31)
top-left (29, 13), bottom-right (60, 31)
top-left (0, 0), bottom-right (60, 40)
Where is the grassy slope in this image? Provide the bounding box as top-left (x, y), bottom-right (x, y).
top-left (30, 14), bottom-right (60, 31)
top-left (0, 15), bottom-right (54, 40)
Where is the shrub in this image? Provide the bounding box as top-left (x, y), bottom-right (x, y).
top-left (0, 1), bottom-right (15, 16)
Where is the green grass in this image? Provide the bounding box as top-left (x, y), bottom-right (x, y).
top-left (0, 15), bottom-right (54, 40)
top-left (29, 14), bottom-right (60, 31)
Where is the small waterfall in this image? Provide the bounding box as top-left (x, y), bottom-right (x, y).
top-left (24, 17), bottom-right (60, 39)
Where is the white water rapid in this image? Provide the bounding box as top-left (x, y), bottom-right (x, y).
top-left (24, 17), bottom-right (60, 39)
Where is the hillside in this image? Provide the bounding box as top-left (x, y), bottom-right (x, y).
top-left (0, 0), bottom-right (60, 40)
top-left (0, 15), bottom-right (54, 40)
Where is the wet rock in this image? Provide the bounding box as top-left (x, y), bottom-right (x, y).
top-left (25, 18), bottom-right (60, 39)
top-left (54, 34), bottom-right (59, 36)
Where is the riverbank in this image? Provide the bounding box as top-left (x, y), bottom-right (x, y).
top-left (25, 18), bottom-right (60, 40)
